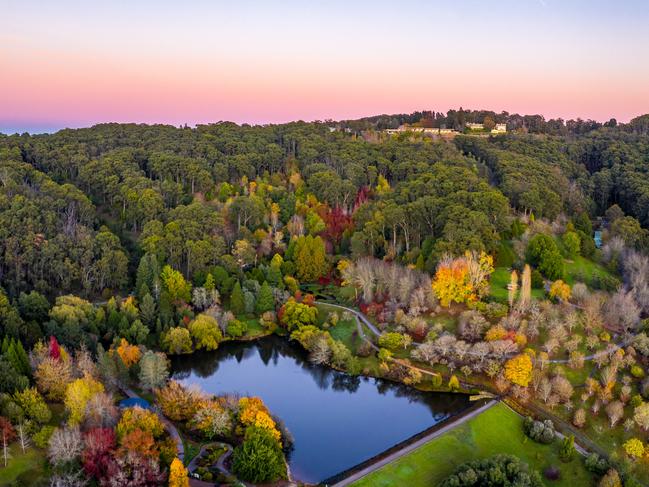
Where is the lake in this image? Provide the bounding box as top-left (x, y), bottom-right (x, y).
top-left (171, 336), bottom-right (470, 484)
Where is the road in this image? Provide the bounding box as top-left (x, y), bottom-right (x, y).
top-left (330, 400), bottom-right (498, 487)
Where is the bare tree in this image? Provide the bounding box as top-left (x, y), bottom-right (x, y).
top-left (16, 422), bottom-right (30, 454)
top-left (47, 427), bottom-right (82, 466)
top-left (606, 401), bottom-right (624, 427)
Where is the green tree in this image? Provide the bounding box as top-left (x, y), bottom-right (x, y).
top-left (160, 265), bottom-right (192, 303)
top-left (255, 282), bottom-right (275, 314)
top-left (231, 426), bottom-right (286, 483)
top-left (562, 231), bottom-right (581, 257)
top-left (230, 281), bottom-right (246, 315)
top-left (162, 327), bottom-right (192, 355)
top-left (188, 314), bottom-right (222, 351)
top-left (139, 350), bottom-right (169, 390)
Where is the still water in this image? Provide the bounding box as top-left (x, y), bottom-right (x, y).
top-left (171, 336), bottom-right (470, 483)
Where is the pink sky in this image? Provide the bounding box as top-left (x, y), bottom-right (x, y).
top-left (1, 1), bottom-right (648, 132)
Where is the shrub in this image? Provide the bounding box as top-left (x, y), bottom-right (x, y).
top-left (584, 453), bottom-right (609, 475)
top-left (32, 425), bottom-right (55, 448)
top-left (523, 416), bottom-right (556, 444)
top-left (544, 466), bottom-right (561, 481)
top-left (231, 426), bottom-right (286, 483)
top-left (440, 454), bottom-right (543, 487)
top-left (559, 435), bottom-right (575, 462)
top-left (226, 319), bottom-right (248, 338)
top-left (630, 365), bottom-right (645, 379)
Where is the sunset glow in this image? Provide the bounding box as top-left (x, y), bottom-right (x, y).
top-left (2, 0), bottom-right (649, 133)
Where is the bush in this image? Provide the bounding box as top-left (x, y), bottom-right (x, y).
top-left (560, 435), bottom-right (575, 462)
top-left (440, 454), bottom-right (543, 487)
top-left (630, 365), bottom-right (645, 379)
top-left (544, 466), bottom-right (561, 481)
top-left (523, 416), bottom-right (556, 444)
top-left (32, 425), bottom-right (55, 448)
top-left (584, 453), bottom-right (610, 475)
top-left (226, 319), bottom-right (248, 338)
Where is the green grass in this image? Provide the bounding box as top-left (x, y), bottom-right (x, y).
top-left (490, 267), bottom-right (544, 303)
top-left (0, 445), bottom-right (47, 486)
top-left (242, 317), bottom-right (266, 338)
top-left (351, 403), bottom-right (595, 487)
top-left (563, 256), bottom-right (614, 287)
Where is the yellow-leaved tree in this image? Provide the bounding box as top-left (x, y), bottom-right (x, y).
top-left (168, 457), bottom-right (189, 487)
top-left (64, 375), bottom-right (104, 426)
top-left (549, 280), bottom-right (571, 302)
top-left (115, 338), bottom-right (141, 367)
top-left (504, 353), bottom-right (533, 387)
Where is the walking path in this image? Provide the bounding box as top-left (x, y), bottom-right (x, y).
top-left (329, 400), bottom-right (498, 487)
top-left (120, 386), bottom-right (184, 463)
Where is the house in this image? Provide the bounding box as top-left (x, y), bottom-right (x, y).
top-left (466, 122), bottom-right (484, 130)
top-left (491, 123), bottom-right (507, 134)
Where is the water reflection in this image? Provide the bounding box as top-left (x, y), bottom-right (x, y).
top-left (171, 335), bottom-right (470, 483)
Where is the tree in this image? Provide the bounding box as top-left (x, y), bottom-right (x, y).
top-left (508, 270), bottom-right (518, 308)
top-left (116, 406), bottom-right (164, 440)
top-left (622, 438), bottom-right (645, 459)
top-left (526, 234), bottom-right (564, 280)
top-left (102, 450), bottom-right (165, 487)
top-left (83, 427), bottom-right (116, 479)
top-left (562, 231), bottom-right (581, 257)
top-left (378, 332), bottom-right (412, 351)
top-left (560, 435), bottom-right (575, 462)
top-left (162, 327), bottom-right (192, 355)
top-left (278, 298), bottom-right (318, 330)
top-left (519, 264), bottom-right (532, 309)
top-left (255, 281), bottom-right (275, 314)
top-left (65, 376), bottom-right (105, 426)
top-left (190, 402), bottom-right (232, 439)
top-left (633, 402), bottom-right (649, 431)
top-left (440, 454), bottom-right (543, 487)
top-left (13, 387), bottom-right (51, 425)
top-left (231, 426), bottom-right (286, 483)
top-left (432, 257), bottom-right (473, 307)
top-left (48, 427), bottom-right (83, 466)
top-left (138, 351), bottom-right (169, 390)
top-left (504, 354), bottom-right (533, 387)
top-left (599, 469), bottom-right (622, 487)
top-left (155, 381), bottom-right (202, 422)
top-left (294, 235), bottom-right (328, 282)
top-left (35, 356), bottom-right (73, 401)
top-left (188, 314), bottom-right (222, 351)
top-left (169, 457), bottom-right (189, 487)
top-left (230, 281), bottom-right (246, 315)
top-left (160, 266), bottom-right (191, 303)
top-left (115, 338), bottom-right (142, 367)
top-left (549, 280), bottom-right (571, 302)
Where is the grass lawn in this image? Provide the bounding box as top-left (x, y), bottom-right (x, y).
top-left (490, 267), bottom-right (544, 303)
top-left (242, 317), bottom-right (266, 338)
top-left (0, 445), bottom-right (48, 486)
top-left (563, 256), bottom-right (614, 287)
top-left (351, 402), bottom-right (595, 487)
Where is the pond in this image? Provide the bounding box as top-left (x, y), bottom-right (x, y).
top-left (171, 336), bottom-right (471, 484)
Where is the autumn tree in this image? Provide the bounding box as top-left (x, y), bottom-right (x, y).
top-left (549, 280), bottom-right (571, 302)
top-left (278, 298), bottom-right (318, 331)
top-left (504, 354), bottom-right (533, 387)
top-left (65, 375), bottom-right (105, 426)
top-left (115, 338), bottom-right (142, 367)
top-left (294, 235), bottom-right (327, 282)
top-left (155, 381), bottom-right (202, 422)
top-left (169, 458), bottom-right (189, 487)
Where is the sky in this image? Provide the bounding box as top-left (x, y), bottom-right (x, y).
top-left (1, 0), bottom-right (648, 134)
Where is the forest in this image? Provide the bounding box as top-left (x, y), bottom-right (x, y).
top-left (0, 110), bottom-right (649, 486)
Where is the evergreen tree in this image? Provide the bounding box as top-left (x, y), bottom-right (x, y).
top-left (139, 293), bottom-right (157, 327)
top-left (255, 282), bottom-right (275, 314)
top-left (230, 281), bottom-right (246, 316)
top-left (135, 253), bottom-right (160, 299)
